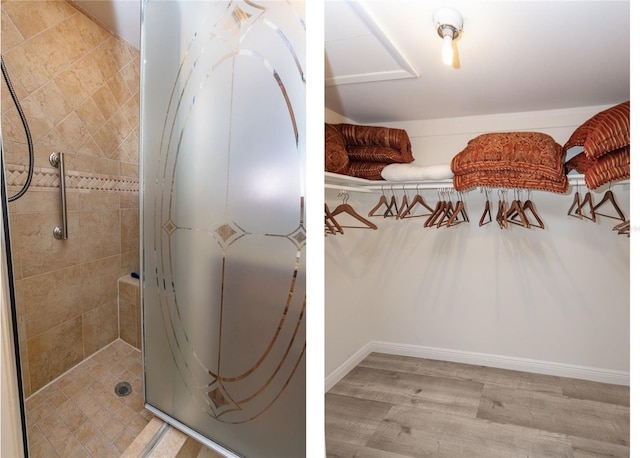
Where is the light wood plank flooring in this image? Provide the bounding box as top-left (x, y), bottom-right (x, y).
top-left (325, 353), bottom-right (629, 458)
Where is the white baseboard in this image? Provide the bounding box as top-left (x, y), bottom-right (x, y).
top-left (325, 340), bottom-right (629, 392)
top-left (325, 343), bottom-right (375, 392)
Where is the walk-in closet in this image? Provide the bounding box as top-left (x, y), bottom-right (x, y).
top-left (324, 1), bottom-right (630, 456)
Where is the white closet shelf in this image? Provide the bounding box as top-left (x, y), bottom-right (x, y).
top-left (325, 172), bottom-right (453, 193)
top-left (325, 172), bottom-right (629, 193)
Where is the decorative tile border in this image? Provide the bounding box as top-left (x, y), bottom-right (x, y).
top-left (5, 164), bottom-right (139, 192)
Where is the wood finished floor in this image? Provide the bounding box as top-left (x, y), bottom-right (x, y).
top-left (325, 353), bottom-right (629, 458)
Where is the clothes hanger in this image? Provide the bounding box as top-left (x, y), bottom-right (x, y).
top-left (567, 184), bottom-right (583, 220)
top-left (446, 191), bottom-right (469, 227)
top-left (368, 186), bottom-right (392, 217)
top-left (396, 186), bottom-right (410, 220)
top-left (497, 189), bottom-right (509, 229)
top-left (592, 184), bottom-right (626, 221)
top-left (612, 219), bottom-right (630, 237)
top-left (331, 191), bottom-right (378, 230)
top-left (578, 190), bottom-right (596, 222)
top-left (522, 190), bottom-right (545, 229)
top-left (424, 189), bottom-right (445, 227)
top-left (479, 187), bottom-right (492, 227)
top-left (436, 190), bottom-right (455, 228)
top-left (506, 189), bottom-right (530, 228)
top-left (405, 185), bottom-right (434, 219)
top-left (383, 187), bottom-right (399, 218)
top-left (325, 203), bottom-right (343, 235)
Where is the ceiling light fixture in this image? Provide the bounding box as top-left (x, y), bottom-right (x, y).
top-left (433, 7), bottom-right (463, 66)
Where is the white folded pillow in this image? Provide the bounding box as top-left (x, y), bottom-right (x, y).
top-left (381, 163), bottom-right (453, 181)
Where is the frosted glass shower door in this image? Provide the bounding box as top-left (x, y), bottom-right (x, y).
top-left (140, 2), bottom-right (306, 457)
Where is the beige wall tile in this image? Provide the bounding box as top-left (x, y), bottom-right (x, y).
top-left (1, 1), bottom-right (51, 40)
top-left (120, 62), bottom-right (140, 97)
top-left (118, 276), bottom-right (142, 349)
top-left (93, 123), bottom-right (121, 159)
top-left (19, 319), bottom-right (32, 397)
top-left (76, 138), bottom-right (102, 158)
top-left (1, 105), bottom-right (29, 144)
top-left (64, 8), bottom-right (111, 50)
top-left (18, 261), bottom-right (115, 339)
top-left (19, 271), bottom-right (84, 338)
top-left (17, 256), bottom-right (120, 336)
top-left (93, 40), bottom-right (121, 82)
top-left (7, 233), bottom-right (23, 280)
top-left (119, 192), bottom-right (139, 210)
top-left (9, 189), bottom-right (63, 214)
top-left (41, 1), bottom-right (78, 26)
top-left (2, 138), bottom-right (29, 170)
top-left (78, 190), bottom-right (120, 211)
top-left (51, 14), bottom-right (95, 62)
top-left (79, 52), bottom-right (113, 97)
top-left (1, 56), bottom-right (30, 100)
top-left (92, 84), bottom-right (120, 121)
top-left (121, 96), bottom-right (139, 130)
top-left (32, 81), bottom-right (73, 127)
top-left (2, 43), bottom-right (52, 93)
top-left (57, 111), bottom-right (92, 151)
top-left (120, 251), bottom-right (140, 275)
top-left (83, 302), bottom-right (118, 357)
top-left (118, 278), bottom-right (139, 307)
top-left (78, 209), bottom-right (121, 262)
top-left (20, 95), bottom-right (56, 144)
top-left (25, 30), bottom-right (72, 82)
top-left (75, 97), bottom-right (107, 136)
top-left (28, 316), bottom-right (84, 393)
top-left (111, 109), bottom-right (134, 143)
top-left (105, 35), bottom-right (135, 71)
top-left (54, 66), bottom-right (91, 109)
top-left (1, 10), bottom-right (24, 52)
top-left (119, 160), bottom-right (139, 178)
top-left (118, 301), bottom-right (138, 349)
top-left (120, 208), bottom-right (139, 255)
top-left (108, 72), bottom-right (132, 106)
top-left (73, 155), bottom-right (119, 176)
top-left (14, 211), bottom-right (80, 277)
top-left (34, 129), bottom-right (72, 166)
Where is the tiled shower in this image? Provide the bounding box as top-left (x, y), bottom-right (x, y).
top-left (2, 0), bottom-right (142, 452)
top-left (3, 1), bottom-right (308, 456)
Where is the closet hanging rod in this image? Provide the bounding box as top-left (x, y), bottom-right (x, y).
top-left (325, 173), bottom-right (629, 193)
top-left (567, 176), bottom-right (629, 188)
top-left (324, 184), bottom-right (373, 193)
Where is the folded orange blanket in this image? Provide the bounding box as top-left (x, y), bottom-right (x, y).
top-left (584, 146), bottom-right (630, 189)
top-left (563, 101), bottom-right (630, 160)
top-left (451, 132), bottom-right (565, 182)
top-left (453, 170), bottom-right (568, 193)
top-left (338, 123), bottom-right (414, 163)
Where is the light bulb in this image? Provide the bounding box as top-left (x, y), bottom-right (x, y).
top-left (441, 29), bottom-right (454, 66)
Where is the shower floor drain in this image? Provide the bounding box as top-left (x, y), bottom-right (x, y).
top-left (115, 381), bottom-right (132, 397)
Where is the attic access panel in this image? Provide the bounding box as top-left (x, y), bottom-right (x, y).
top-left (325, 0), bottom-right (418, 86)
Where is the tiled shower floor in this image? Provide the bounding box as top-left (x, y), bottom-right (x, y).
top-left (24, 339), bottom-right (152, 457)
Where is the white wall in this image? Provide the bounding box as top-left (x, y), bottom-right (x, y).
top-left (325, 105), bottom-right (630, 383)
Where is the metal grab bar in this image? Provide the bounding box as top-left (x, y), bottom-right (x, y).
top-left (49, 152), bottom-right (68, 240)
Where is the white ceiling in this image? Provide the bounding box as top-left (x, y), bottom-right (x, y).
top-left (69, 1), bottom-right (630, 124)
top-left (325, 0), bottom-right (631, 123)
